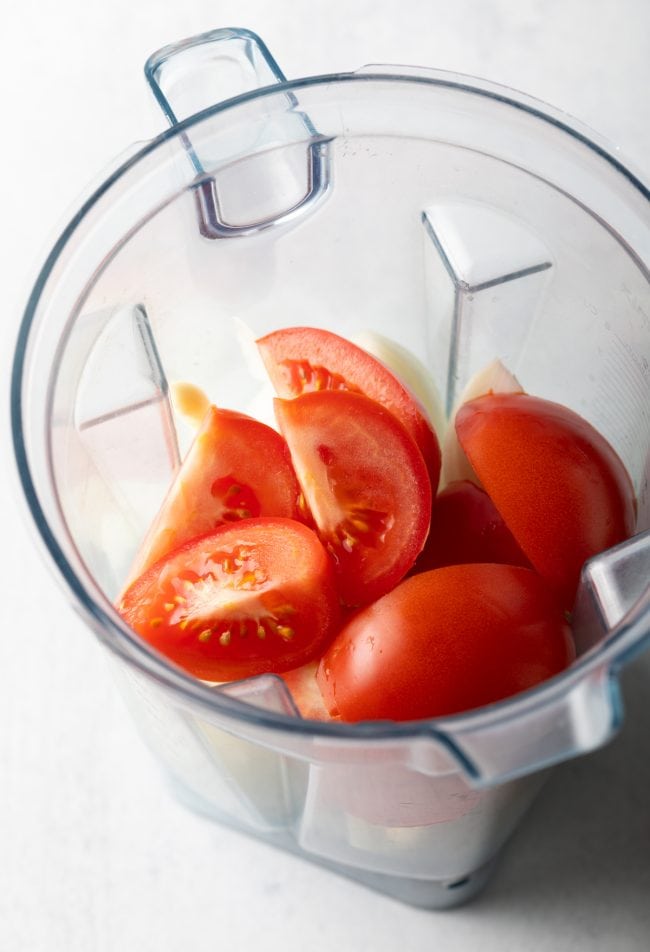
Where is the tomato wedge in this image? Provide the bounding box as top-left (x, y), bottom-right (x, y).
top-left (412, 479), bottom-right (530, 573)
top-left (456, 393), bottom-right (637, 608)
top-left (275, 390), bottom-right (432, 607)
top-left (118, 518), bottom-right (340, 680)
top-left (257, 326), bottom-right (441, 489)
top-left (126, 406), bottom-right (302, 584)
top-left (317, 564), bottom-right (575, 722)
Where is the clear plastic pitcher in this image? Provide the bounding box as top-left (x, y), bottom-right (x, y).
top-left (11, 27), bottom-right (650, 908)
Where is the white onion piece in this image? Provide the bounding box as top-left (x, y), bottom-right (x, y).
top-left (233, 316), bottom-right (280, 429)
top-left (352, 329), bottom-right (446, 445)
top-left (441, 359), bottom-right (523, 489)
top-left (232, 315), bottom-right (269, 382)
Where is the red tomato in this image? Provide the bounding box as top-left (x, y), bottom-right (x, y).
top-left (317, 564), bottom-right (575, 722)
top-left (126, 406), bottom-right (302, 584)
top-left (118, 518), bottom-right (340, 680)
top-left (456, 393), bottom-right (637, 608)
top-left (274, 389), bottom-right (432, 607)
top-left (257, 326), bottom-right (441, 490)
top-left (413, 479), bottom-right (530, 573)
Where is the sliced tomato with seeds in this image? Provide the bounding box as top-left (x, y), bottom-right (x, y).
top-left (125, 406), bottom-right (303, 585)
top-left (257, 326), bottom-right (441, 490)
top-left (275, 389), bottom-right (432, 607)
top-left (118, 518), bottom-right (340, 680)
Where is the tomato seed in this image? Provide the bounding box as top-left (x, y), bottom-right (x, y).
top-left (349, 517), bottom-right (370, 533)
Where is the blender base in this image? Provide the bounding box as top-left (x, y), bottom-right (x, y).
top-left (167, 774), bottom-right (497, 910)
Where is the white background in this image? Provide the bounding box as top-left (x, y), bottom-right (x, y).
top-left (1, 1), bottom-right (649, 950)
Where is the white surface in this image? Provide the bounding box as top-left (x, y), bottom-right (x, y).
top-left (2, 1), bottom-right (649, 950)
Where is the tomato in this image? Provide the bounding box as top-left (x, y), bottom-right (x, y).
top-left (126, 406), bottom-right (303, 584)
top-left (257, 326), bottom-right (441, 489)
top-left (316, 564), bottom-right (575, 722)
top-left (412, 479), bottom-right (530, 573)
top-left (456, 393), bottom-right (637, 608)
top-left (274, 389), bottom-right (432, 606)
top-left (118, 518), bottom-right (340, 680)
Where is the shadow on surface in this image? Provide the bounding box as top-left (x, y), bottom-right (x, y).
top-left (472, 650), bottom-right (650, 938)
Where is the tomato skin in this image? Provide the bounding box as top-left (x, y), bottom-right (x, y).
top-left (126, 406), bottom-right (302, 584)
top-left (118, 518), bottom-right (340, 680)
top-left (317, 564), bottom-right (575, 722)
top-left (413, 480), bottom-right (530, 573)
top-left (257, 326), bottom-right (441, 490)
top-left (456, 393), bottom-right (637, 608)
top-left (274, 389), bottom-right (432, 607)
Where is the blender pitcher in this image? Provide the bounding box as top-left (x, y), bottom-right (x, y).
top-left (11, 27), bottom-right (650, 909)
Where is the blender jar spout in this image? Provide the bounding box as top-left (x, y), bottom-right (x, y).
top-left (145, 27), bottom-right (331, 238)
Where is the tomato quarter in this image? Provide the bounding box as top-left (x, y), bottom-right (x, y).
top-left (257, 326), bottom-right (441, 489)
top-left (456, 393), bottom-right (637, 608)
top-left (125, 406), bottom-right (302, 585)
top-left (413, 479), bottom-right (530, 573)
top-left (275, 389), bottom-right (432, 607)
top-left (317, 564), bottom-right (575, 722)
top-left (118, 518), bottom-right (340, 680)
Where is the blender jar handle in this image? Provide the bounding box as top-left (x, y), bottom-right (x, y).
top-left (431, 662), bottom-right (623, 787)
top-left (144, 27), bottom-right (331, 238)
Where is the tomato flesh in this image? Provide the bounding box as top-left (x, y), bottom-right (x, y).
top-left (413, 479), bottom-right (530, 573)
top-left (119, 518), bottom-right (340, 680)
top-left (317, 564), bottom-right (575, 722)
top-left (274, 389), bottom-right (432, 607)
top-left (456, 393), bottom-right (637, 608)
top-left (257, 326), bottom-right (441, 490)
top-left (126, 406), bottom-right (302, 584)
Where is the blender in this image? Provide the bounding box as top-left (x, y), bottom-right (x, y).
top-left (11, 27), bottom-right (650, 908)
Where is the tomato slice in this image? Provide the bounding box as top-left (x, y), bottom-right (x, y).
top-left (456, 393), bottom-right (637, 608)
top-left (317, 564), bottom-right (575, 722)
top-left (412, 479), bottom-right (530, 573)
top-left (257, 326), bottom-right (441, 489)
top-left (126, 406), bottom-right (303, 584)
top-left (118, 518), bottom-right (340, 680)
top-left (274, 390), bottom-right (432, 607)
